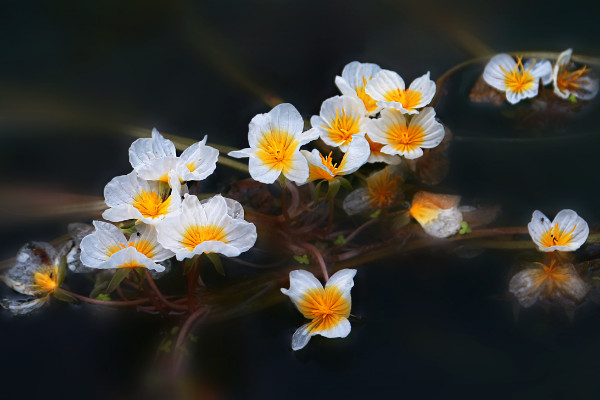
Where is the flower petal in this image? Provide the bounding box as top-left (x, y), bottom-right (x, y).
top-left (483, 54), bottom-right (515, 91)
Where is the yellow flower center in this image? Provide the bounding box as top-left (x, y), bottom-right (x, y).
top-left (308, 151), bottom-right (343, 182)
top-left (386, 121), bottom-right (425, 153)
top-left (181, 224), bottom-right (227, 251)
top-left (367, 167), bottom-right (400, 209)
top-left (107, 239), bottom-right (156, 258)
top-left (383, 88), bottom-right (422, 112)
top-left (557, 65), bottom-right (589, 93)
top-left (132, 190), bottom-right (172, 219)
top-left (356, 77), bottom-right (378, 113)
top-left (31, 265), bottom-right (59, 295)
top-left (322, 109), bottom-right (361, 146)
top-left (500, 57), bottom-right (536, 94)
top-left (256, 129), bottom-right (299, 174)
top-left (186, 161), bottom-right (197, 172)
top-left (297, 285), bottom-right (351, 333)
top-left (539, 222), bottom-right (577, 248)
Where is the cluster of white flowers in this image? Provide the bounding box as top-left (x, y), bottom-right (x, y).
top-left (229, 61), bottom-right (446, 186)
top-left (483, 49), bottom-right (599, 104)
top-left (79, 129), bottom-right (257, 272)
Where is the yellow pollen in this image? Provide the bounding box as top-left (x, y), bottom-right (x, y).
top-left (322, 109), bottom-right (361, 146)
top-left (132, 190), bottom-right (172, 219)
top-left (356, 77), bottom-right (378, 113)
top-left (107, 239), bottom-right (156, 259)
top-left (181, 224), bottom-right (227, 251)
top-left (540, 222), bottom-right (577, 248)
top-left (296, 285), bottom-right (351, 334)
top-left (557, 65), bottom-right (589, 93)
top-left (386, 120), bottom-right (425, 153)
top-left (367, 168), bottom-right (400, 209)
top-left (500, 56), bottom-right (536, 94)
top-left (256, 129), bottom-right (299, 174)
top-left (383, 88), bottom-right (422, 111)
top-left (31, 265), bottom-right (59, 295)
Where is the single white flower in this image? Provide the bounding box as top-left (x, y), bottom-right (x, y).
top-left (483, 54), bottom-right (552, 104)
top-left (509, 260), bottom-right (589, 308)
top-left (80, 221), bottom-right (173, 271)
top-left (552, 49), bottom-right (599, 100)
top-left (129, 128), bottom-right (219, 188)
top-left (301, 134), bottom-right (370, 182)
top-left (103, 171), bottom-right (182, 225)
top-left (366, 70), bottom-right (436, 114)
top-left (307, 95), bottom-right (370, 151)
top-left (368, 107), bottom-right (445, 159)
top-left (335, 61), bottom-right (382, 115)
top-left (228, 103), bottom-right (319, 184)
top-left (156, 194), bottom-right (257, 261)
top-left (281, 268), bottom-right (356, 351)
top-left (409, 191), bottom-right (462, 238)
top-left (528, 209), bottom-right (589, 252)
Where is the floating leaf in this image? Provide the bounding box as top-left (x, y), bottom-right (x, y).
top-left (293, 255), bottom-right (310, 265)
top-left (334, 235), bottom-right (347, 245)
top-left (370, 209), bottom-right (381, 219)
top-left (459, 221), bottom-right (472, 235)
top-left (95, 293), bottom-right (111, 301)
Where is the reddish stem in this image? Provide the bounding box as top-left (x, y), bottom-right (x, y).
top-left (302, 242), bottom-right (329, 281)
top-left (56, 288), bottom-right (151, 307)
top-left (144, 270), bottom-right (188, 311)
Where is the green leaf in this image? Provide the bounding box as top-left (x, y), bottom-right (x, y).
top-left (206, 253), bottom-right (225, 276)
top-left (158, 339), bottom-right (172, 353)
top-left (184, 255), bottom-right (199, 274)
top-left (106, 268), bottom-right (130, 294)
top-left (57, 255), bottom-right (67, 286)
top-left (52, 289), bottom-right (78, 303)
top-left (95, 293), bottom-right (111, 301)
top-left (370, 209), bottom-right (382, 219)
top-left (118, 220), bottom-right (137, 236)
top-left (314, 180), bottom-right (325, 199)
top-left (326, 179), bottom-right (341, 201)
top-left (293, 254), bottom-right (310, 265)
top-left (334, 235), bottom-right (347, 245)
top-left (277, 174), bottom-right (288, 188)
top-left (459, 221), bottom-right (472, 235)
top-left (337, 177), bottom-right (352, 190)
top-left (568, 94), bottom-right (577, 103)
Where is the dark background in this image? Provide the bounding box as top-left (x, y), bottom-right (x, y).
top-left (1, 0), bottom-right (600, 399)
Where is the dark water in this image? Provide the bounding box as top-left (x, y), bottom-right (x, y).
top-left (2, 1), bottom-right (600, 399)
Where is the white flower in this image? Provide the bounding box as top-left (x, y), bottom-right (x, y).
top-left (483, 54), bottom-right (552, 104)
top-left (103, 171), bottom-right (182, 225)
top-left (80, 221), bottom-right (173, 271)
top-left (368, 107), bottom-right (445, 159)
top-left (365, 70), bottom-right (436, 114)
top-left (281, 269), bottom-right (356, 351)
top-left (409, 191), bottom-right (462, 238)
top-left (335, 61), bottom-right (382, 115)
top-left (301, 134), bottom-right (370, 182)
top-left (528, 209), bottom-right (589, 252)
top-left (228, 103), bottom-right (318, 184)
top-left (156, 194), bottom-right (257, 261)
top-left (129, 128), bottom-right (219, 188)
top-left (552, 49), bottom-right (599, 100)
top-left (307, 95), bottom-right (370, 151)
top-left (509, 260), bottom-right (589, 308)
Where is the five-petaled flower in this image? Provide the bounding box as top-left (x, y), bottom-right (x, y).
top-left (301, 135), bottom-right (370, 182)
top-left (281, 269), bottom-right (356, 351)
top-left (528, 209), bottom-right (589, 252)
top-left (228, 103), bottom-right (319, 184)
top-left (552, 49), bottom-right (599, 101)
top-left (368, 107), bottom-right (445, 159)
top-left (307, 95), bottom-right (370, 151)
top-left (335, 61), bottom-right (382, 116)
top-left (483, 54), bottom-right (552, 104)
top-left (156, 194), bottom-right (257, 261)
top-left (509, 260), bottom-right (589, 308)
top-left (366, 70), bottom-right (436, 114)
top-left (80, 221), bottom-right (174, 271)
top-left (409, 191), bottom-right (463, 238)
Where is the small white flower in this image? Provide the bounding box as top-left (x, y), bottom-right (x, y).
top-left (80, 221), bottom-right (173, 271)
top-left (307, 95), bottom-right (370, 151)
top-left (228, 103), bottom-right (318, 184)
top-left (156, 194), bottom-right (257, 261)
top-left (409, 191), bottom-right (462, 238)
top-left (129, 128), bottom-right (219, 188)
top-left (301, 134), bottom-right (370, 182)
top-left (335, 61), bottom-right (382, 115)
top-left (368, 107), bottom-right (445, 159)
top-left (552, 49), bottom-right (599, 100)
top-left (528, 209), bottom-right (589, 252)
top-left (366, 70), bottom-right (436, 114)
top-left (281, 269), bottom-right (356, 351)
top-left (103, 171), bottom-right (182, 225)
top-left (483, 54), bottom-right (552, 104)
